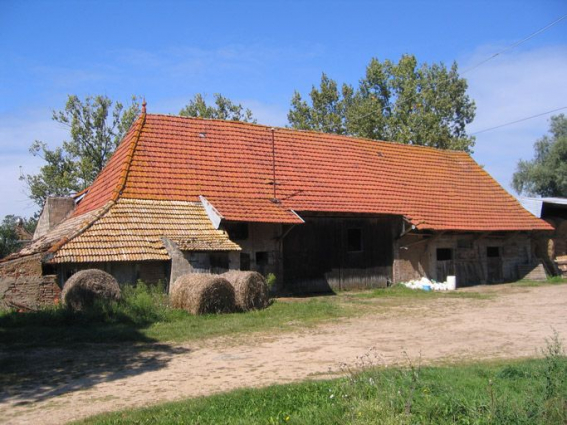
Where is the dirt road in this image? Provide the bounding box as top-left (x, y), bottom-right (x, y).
top-left (2, 284), bottom-right (566, 424)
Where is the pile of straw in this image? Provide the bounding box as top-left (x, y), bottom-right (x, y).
top-left (170, 273), bottom-right (236, 315)
top-left (61, 269), bottom-right (121, 311)
top-left (222, 270), bottom-right (270, 311)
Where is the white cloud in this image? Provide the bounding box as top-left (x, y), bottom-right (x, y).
top-left (0, 109), bottom-right (67, 218)
top-left (462, 45), bottom-right (567, 195)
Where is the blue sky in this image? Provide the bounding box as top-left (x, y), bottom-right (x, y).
top-left (1, 0), bottom-right (566, 218)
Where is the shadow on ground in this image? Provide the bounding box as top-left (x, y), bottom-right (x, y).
top-left (0, 342), bottom-right (190, 405)
top-left (0, 306), bottom-right (191, 405)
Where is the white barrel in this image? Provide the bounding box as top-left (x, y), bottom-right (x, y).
top-left (446, 275), bottom-right (457, 290)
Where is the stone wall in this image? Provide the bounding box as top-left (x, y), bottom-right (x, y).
top-left (394, 233), bottom-right (535, 286)
top-left (0, 254), bottom-right (60, 310)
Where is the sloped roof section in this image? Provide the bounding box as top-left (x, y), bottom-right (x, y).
top-left (50, 199), bottom-right (240, 263)
top-left (72, 113), bottom-right (551, 232)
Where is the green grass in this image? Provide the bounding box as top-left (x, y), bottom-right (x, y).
top-left (351, 284), bottom-right (492, 300)
top-left (79, 351), bottom-right (567, 425)
top-left (512, 277), bottom-right (567, 287)
top-left (0, 283), bottom-right (493, 348)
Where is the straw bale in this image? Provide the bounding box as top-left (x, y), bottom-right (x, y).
top-left (61, 269), bottom-right (121, 311)
top-left (222, 270), bottom-right (269, 311)
top-left (170, 273), bottom-right (236, 315)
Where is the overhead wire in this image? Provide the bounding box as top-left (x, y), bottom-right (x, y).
top-left (470, 106), bottom-right (567, 135)
top-left (462, 13), bottom-right (567, 75)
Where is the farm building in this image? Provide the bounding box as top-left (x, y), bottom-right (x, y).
top-left (0, 105), bottom-right (553, 308)
top-left (520, 197), bottom-right (567, 277)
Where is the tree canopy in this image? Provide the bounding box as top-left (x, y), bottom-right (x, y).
top-left (288, 55), bottom-right (476, 152)
top-left (513, 114), bottom-right (567, 197)
top-left (0, 215), bottom-right (36, 259)
top-left (22, 95), bottom-right (141, 207)
top-left (180, 93), bottom-right (256, 123)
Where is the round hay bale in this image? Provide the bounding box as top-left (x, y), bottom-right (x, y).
top-left (170, 274), bottom-right (236, 315)
top-left (222, 270), bottom-right (269, 311)
top-left (61, 269), bottom-right (121, 311)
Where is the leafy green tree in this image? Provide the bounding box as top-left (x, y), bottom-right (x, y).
top-left (22, 95), bottom-right (141, 207)
top-left (180, 93), bottom-right (256, 123)
top-left (0, 215), bottom-right (37, 258)
top-left (513, 114), bottom-right (567, 197)
top-left (288, 55), bottom-right (476, 152)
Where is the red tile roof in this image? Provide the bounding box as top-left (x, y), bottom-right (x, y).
top-left (72, 112), bottom-right (552, 232)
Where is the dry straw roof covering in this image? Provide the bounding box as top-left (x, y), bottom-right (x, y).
top-left (50, 199), bottom-right (240, 263)
top-left (71, 110), bottom-right (551, 232)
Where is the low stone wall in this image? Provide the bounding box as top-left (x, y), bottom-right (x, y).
top-left (0, 254), bottom-right (60, 310)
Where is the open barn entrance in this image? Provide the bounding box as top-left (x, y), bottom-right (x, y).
top-left (283, 214), bottom-right (395, 293)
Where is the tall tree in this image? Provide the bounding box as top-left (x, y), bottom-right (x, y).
top-left (513, 114), bottom-right (567, 197)
top-left (288, 55), bottom-right (476, 152)
top-left (22, 95), bottom-right (141, 207)
top-left (180, 93), bottom-right (256, 123)
top-left (0, 215), bottom-right (37, 258)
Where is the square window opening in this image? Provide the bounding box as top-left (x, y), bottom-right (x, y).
top-left (347, 228), bottom-right (363, 252)
top-left (437, 248), bottom-right (453, 261)
top-left (487, 246), bottom-right (500, 258)
top-left (256, 251), bottom-right (269, 266)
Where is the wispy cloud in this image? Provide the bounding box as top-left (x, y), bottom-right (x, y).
top-left (462, 45), bottom-right (567, 195)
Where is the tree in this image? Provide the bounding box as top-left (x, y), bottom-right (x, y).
top-left (22, 95), bottom-right (141, 207)
top-left (288, 55), bottom-right (476, 152)
top-left (180, 93), bottom-right (256, 123)
top-left (513, 114), bottom-right (567, 197)
top-left (0, 215), bottom-right (37, 258)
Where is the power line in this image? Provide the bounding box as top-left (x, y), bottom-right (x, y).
top-left (462, 13), bottom-right (567, 75)
top-left (471, 106), bottom-right (567, 135)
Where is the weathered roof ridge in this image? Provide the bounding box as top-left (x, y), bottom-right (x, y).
top-left (111, 103), bottom-right (147, 202)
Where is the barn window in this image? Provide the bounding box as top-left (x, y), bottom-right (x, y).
top-left (436, 248), bottom-right (453, 261)
top-left (487, 246), bottom-right (500, 258)
top-left (224, 222), bottom-right (249, 240)
top-left (256, 251), bottom-right (269, 266)
top-left (240, 253), bottom-right (251, 271)
top-left (347, 228), bottom-right (363, 252)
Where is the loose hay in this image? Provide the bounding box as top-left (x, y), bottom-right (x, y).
top-left (170, 274), bottom-right (236, 315)
top-left (222, 270), bottom-right (269, 311)
top-left (61, 269), bottom-right (121, 311)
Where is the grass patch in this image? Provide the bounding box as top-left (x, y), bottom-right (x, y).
top-left (0, 283), bottom-right (351, 347)
top-left (80, 339), bottom-right (567, 425)
top-left (513, 277), bottom-right (567, 288)
top-left (351, 284), bottom-right (492, 300)
top-left (0, 282), bottom-right (496, 348)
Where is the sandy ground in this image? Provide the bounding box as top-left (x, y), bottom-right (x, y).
top-left (2, 284), bottom-right (567, 424)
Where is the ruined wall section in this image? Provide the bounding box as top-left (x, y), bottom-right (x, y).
top-left (0, 254), bottom-right (60, 310)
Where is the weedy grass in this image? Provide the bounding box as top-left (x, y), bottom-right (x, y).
top-left (0, 282), bottom-right (350, 347)
top-left (79, 334), bottom-right (567, 425)
top-left (0, 281), bottom-right (500, 347)
top-left (512, 277), bottom-right (567, 287)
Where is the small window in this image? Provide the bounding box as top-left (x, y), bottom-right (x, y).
top-left (256, 251), bottom-right (269, 266)
top-left (240, 253), bottom-right (251, 271)
top-left (487, 247), bottom-right (500, 258)
top-left (347, 228), bottom-right (363, 252)
top-left (437, 248), bottom-right (453, 261)
top-left (224, 222), bottom-right (249, 240)
top-left (210, 253), bottom-right (229, 270)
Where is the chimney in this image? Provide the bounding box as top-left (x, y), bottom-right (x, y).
top-left (33, 197), bottom-right (76, 240)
